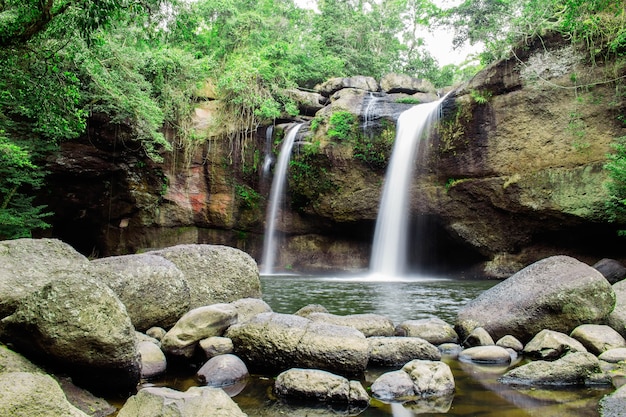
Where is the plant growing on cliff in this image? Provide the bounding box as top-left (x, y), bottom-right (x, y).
top-left (605, 135), bottom-right (626, 231)
top-left (327, 111), bottom-right (359, 141)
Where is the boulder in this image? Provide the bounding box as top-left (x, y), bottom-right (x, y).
top-left (161, 304), bottom-right (238, 358)
top-left (499, 352), bottom-right (600, 386)
top-left (367, 336), bottom-right (441, 367)
top-left (599, 347), bottom-right (626, 363)
top-left (117, 386), bottom-right (247, 417)
top-left (284, 89), bottom-right (327, 115)
top-left (456, 256), bottom-right (615, 343)
top-left (370, 359), bottom-right (455, 401)
top-left (593, 258), bottom-right (626, 284)
top-left (0, 273), bottom-right (140, 392)
top-left (609, 280), bottom-right (626, 338)
top-left (523, 329), bottom-right (587, 360)
top-left (199, 336), bottom-right (234, 359)
top-left (89, 253), bottom-right (190, 331)
top-left (316, 76), bottom-right (379, 97)
top-left (600, 384), bottom-right (626, 417)
top-left (0, 238), bottom-right (89, 317)
top-left (458, 346), bottom-right (511, 364)
top-left (229, 298), bottom-right (272, 324)
top-left (138, 341), bottom-right (167, 379)
top-left (274, 368), bottom-right (369, 407)
top-left (294, 304), bottom-right (329, 317)
top-left (496, 335), bottom-right (524, 351)
top-left (307, 312), bottom-right (395, 337)
top-left (380, 73), bottom-right (435, 94)
top-left (570, 324), bottom-right (626, 355)
top-left (395, 317), bottom-right (459, 344)
top-left (146, 327), bottom-right (167, 341)
top-left (197, 354), bottom-right (249, 387)
top-left (0, 344), bottom-right (43, 373)
top-left (148, 244), bottom-right (261, 309)
top-left (0, 372), bottom-right (90, 417)
top-left (226, 312), bottom-right (369, 375)
top-left (463, 327), bottom-right (495, 347)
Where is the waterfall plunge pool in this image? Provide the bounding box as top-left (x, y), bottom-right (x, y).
top-left (137, 274), bottom-right (611, 417)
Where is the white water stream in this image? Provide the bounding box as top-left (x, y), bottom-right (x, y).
top-left (369, 98), bottom-right (445, 277)
top-left (261, 124), bottom-right (302, 275)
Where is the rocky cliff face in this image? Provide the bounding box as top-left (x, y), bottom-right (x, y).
top-left (40, 36), bottom-right (626, 277)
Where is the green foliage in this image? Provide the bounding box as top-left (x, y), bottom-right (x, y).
top-left (235, 184), bottom-right (262, 210)
top-left (0, 132), bottom-right (50, 239)
top-left (469, 89), bottom-right (492, 104)
top-left (327, 111), bottom-right (358, 141)
top-left (605, 135), bottom-right (626, 227)
top-left (353, 122), bottom-right (396, 170)
top-left (396, 97), bottom-right (422, 105)
top-left (288, 145), bottom-right (335, 211)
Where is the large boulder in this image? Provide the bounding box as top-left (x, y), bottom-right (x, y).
top-left (161, 304), bottom-right (238, 358)
top-left (499, 352), bottom-right (601, 386)
top-left (523, 329), bottom-right (587, 360)
top-left (307, 312), bottom-right (395, 337)
top-left (117, 386), bottom-right (247, 417)
top-left (570, 324), bottom-right (626, 355)
top-left (225, 312), bottom-right (369, 375)
top-left (380, 73), bottom-right (435, 94)
top-left (609, 280), bottom-right (626, 338)
top-left (455, 256), bottom-right (615, 343)
top-left (315, 76), bottom-right (380, 97)
top-left (0, 273), bottom-right (140, 392)
top-left (89, 253), bottom-right (190, 331)
top-left (147, 244), bottom-right (261, 309)
top-left (0, 238), bottom-right (89, 317)
top-left (367, 336), bottom-right (441, 367)
top-left (370, 359), bottom-right (455, 401)
top-left (274, 368), bottom-right (369, 407)
top-left (0, 372), bottom-right (90, 417)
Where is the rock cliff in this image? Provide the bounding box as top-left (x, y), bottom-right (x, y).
top-left (39, 34), bottom-right (626, 277)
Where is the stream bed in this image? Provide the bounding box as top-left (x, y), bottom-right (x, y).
top-left (141, 274), bottom-right (613, 417)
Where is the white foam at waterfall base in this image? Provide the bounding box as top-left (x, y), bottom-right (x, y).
top-left (261, 124), bottom-right (303, 275)
top-left (369, 97), bottom-right (445, 278)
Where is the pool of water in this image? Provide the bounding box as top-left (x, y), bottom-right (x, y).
top-left (137, 274), bottom-right (613, 417)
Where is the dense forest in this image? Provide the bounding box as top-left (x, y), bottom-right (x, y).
top-left (1, 0), bottom-right (625, 240)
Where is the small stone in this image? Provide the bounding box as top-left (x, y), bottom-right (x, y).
top-left (458, 346), bottom-right (511, 364)
top-left (138, 341), bottom-right (167, 379)
top-left (464, 327), bottom-right (494, 347)
top-left (598, 347), bottom-right (626, 363)
top-left (196, 354), bottom-right (248, 387)
top-left (199, 337), bottom-right (234, 359)
top-left (496, 335), bottom-right (524, 351)
top-left (570, 324), bottom-right (626, 355)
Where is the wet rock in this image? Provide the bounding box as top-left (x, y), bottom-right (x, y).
top-left (0, 238), bottom-right (89, 317)
top-left (117, 386), bottom-right (247, 417)
top-left (599, 383), bottom-right (626, 417)
top-left (162, 304), bottom-right (238, 358)
top-left (274, 368), bottom-right (369, 407)
top-left (138, 341), bottom-right (167, 379)
top-left (0, 372), bottom-right (90, 417)
top-left (438, 343), bottom-right (464, 358)
top-left (89, 253), bottom-right (189, 331)
top-left (593, 258), bottom-right (626, 284)
top-left (368, 336), bottom-right (441, 367)
top-left (371, 359), bottom-right (455, 401)
top-left (148, 244), bottom-right (261, 309)
top-left (0, 273), bottom-right (140, 392)
top-left (395, 317), bottom-right (459, 344)
top-left (456, 256), bottom-right (615, 343)
top-left (523, 329), bottom-right (588, 360)
top-left (458, 346), bottom-right (511, 364)
top-left (226, 312), bottom-right (369, 375)
top-left (609, 280), bottom-right (626, 338)
top-left (500, 352), bottom-right (600, 386)
top-left (307, 312), bottom-right (395, 337)
top-left (197, 354), bottom-right (248, 387)
top-left (496, 335), bottom-right (524, 351)
top-left (464, 327), bottom-right (494, 347)
top-left (199, 336), bottom-right (234, 359)
top-left (229, 298), bottom-right (272, 324)
top-left (571, 324), bottom-right (626, 355)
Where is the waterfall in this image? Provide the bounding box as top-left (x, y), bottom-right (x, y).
top-left (261, 124), bottom-right (303, 275)
top-left (369, 97), bottom-right (445, 277)
top-left (261, 125), bottom-right (274, 179)
top-left (362, 92), bottom-right (381, 132)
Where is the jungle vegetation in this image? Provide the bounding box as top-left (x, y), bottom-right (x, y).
top-left (1, 0), bottom-right (625, 238)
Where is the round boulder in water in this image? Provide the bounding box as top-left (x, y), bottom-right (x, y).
top-left (395, 317), bottom-right (459, 345)
top-left (196, 354), bottom-right (249, 388)
top-left (458, 346), bottom-right (511, 364)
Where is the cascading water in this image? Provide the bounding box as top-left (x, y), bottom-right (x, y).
top-left (261, 125), bottom-right (274, 179)
top-left (261, 124), bottom-right (303, 275)
top-left (362, 92), bottom-right (381, 133)
top-left (369, 97), bottom-right (445, 278)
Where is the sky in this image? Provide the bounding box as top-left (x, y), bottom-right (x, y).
top-left (293, 0), bottom-right (482, 66)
